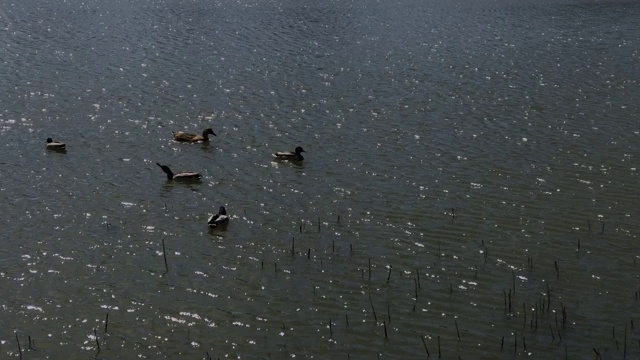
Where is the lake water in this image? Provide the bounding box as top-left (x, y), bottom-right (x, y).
top-left (1, 0), bottom-right (639, 358)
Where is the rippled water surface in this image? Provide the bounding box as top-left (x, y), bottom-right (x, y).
top-left (1, 0), bottom-right (639, 358)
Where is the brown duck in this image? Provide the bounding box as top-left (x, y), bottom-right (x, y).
top-left (172, 128), bottom-right (216, 142)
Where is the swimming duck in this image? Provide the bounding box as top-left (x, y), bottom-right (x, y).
top-left (46, 138), bottom-right (66, 150)
top-left (156, 163), bottom-right (202, 181)
top-left (208, 206), bottom-right (229, 228)
top-left (172, 128), bottom-right (216, 142)
top-left (273, 146), bottom-right (305, 161)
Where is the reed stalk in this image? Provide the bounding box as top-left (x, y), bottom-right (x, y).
top-left (162, 239), bottom-right (168, 272)
top-left (421, 335), bottom-right (430, 357)
top-left (369, 292), bottom-right (378, 322)
top-left (94, 328), bottom-right (100, 351)
top-left (329, 318), bottom-right (333, 338)
top-left (15, 333), bottom-right (21, 358)
top-left (383, 321), bottom-right (388, 340)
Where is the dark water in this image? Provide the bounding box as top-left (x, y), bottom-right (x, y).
top-left (1, 0), bottom-right (639, 358)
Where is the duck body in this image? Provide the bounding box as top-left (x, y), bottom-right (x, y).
top-left (172, 128), bottom-right (216, 142)
top-left (46, 138), bottom-right (66, 150)
top-left (156, 163), bottom-right (202, 181)
top-left (273, 146), bottom-right (305, 161)
top-left (208, 206), bottom-right (229, 228)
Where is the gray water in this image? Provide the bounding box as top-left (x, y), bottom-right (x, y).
top-left (1, 0), bottom-right (639, 358)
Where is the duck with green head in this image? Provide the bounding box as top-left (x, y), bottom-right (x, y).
top-left (273, 146), bottom-right (305, 161)
top-left (46, 138), bottom-right (66, 150)
top-left (208, 206), bottom-right (229, 228)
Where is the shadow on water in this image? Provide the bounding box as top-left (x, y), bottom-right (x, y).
top-left (45, 148), bottom-right (67, 155)
top-left (207, 225), bottom-right (229, 237)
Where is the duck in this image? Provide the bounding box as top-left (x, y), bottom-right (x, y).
top-left (156, 163), bottom-right (202, 181)
top-left (172, 128), bottom-right (216, 142)
top-left (273, 146), bottom-right (305, 161)
top-left (208, 206), bottom-right (230, 228)
top-left (45, 138), bottom-right (66, 150)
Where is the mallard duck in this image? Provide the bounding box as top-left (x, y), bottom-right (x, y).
top-left (172, 128), bottom-right (216, 142)
top-left (156, 163), bottom-right (202, 181)
top-left (273, 146), bottom-right (305, 161)
top-left (46, 138), bottom-right (66, 150)
top-left (208, 206), bottom-right (229, 228)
